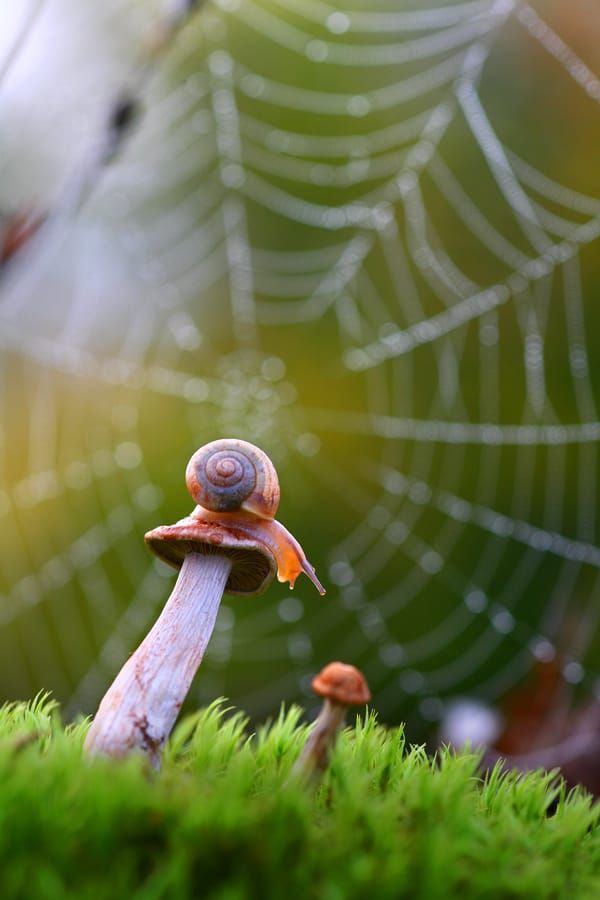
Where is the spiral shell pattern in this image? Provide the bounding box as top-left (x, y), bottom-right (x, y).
top-left (185, 439), bottom-right (280, 519)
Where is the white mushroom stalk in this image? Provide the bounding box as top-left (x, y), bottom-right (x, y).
top-left (84, 553), bottom-right (231, 767)
top-left (293, 698), bottom-right (349, 777)
top-left (84, 439), bottom-right (325, 766)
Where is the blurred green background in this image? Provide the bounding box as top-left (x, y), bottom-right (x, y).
top-left (0, 0), bottom-right (599, 738)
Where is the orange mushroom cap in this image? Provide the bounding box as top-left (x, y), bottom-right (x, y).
top-left (311, 661), bottom-right (371, 706)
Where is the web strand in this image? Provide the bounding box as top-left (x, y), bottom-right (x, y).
top-left (0, 0), bottom-right (599, 727)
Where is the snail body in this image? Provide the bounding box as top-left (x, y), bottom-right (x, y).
top-left (186, 439), bottom-right (280, 520)
top-left (190, 506), bottom-right (324, 592)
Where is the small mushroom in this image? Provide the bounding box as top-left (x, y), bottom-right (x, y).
top-left (293, 661), bottom-right (371, 778)
top-left (84, 439), bottom-right (325, 766)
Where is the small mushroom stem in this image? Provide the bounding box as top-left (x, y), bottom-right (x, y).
top-left (292, 698), bottom-right (347, 778)
top-left (84, 551), bottom-right (232, 767)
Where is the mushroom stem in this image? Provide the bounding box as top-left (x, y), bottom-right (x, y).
top-left (293, 698), bottom-right (347, 777)
top-left (84, 551), bottom-right (232, 767)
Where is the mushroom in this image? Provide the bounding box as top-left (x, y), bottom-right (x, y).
top-left (293, 661), bottom-right (371, 778)
top-left (84, 438), bottom-right (325, 766)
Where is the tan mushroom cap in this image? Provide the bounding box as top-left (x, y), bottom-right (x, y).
top-left (311, 661), bottom-right (371, 706)
top-left (144, 514), bottom-right (276, 597)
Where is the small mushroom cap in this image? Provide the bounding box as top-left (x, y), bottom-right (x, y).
top-left (312, 661), bottom-right (371, 706)
top-left (145, 515), bottom-right (276, 597)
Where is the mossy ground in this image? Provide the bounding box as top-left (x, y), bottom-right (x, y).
top-left (0, 695), bottom-right (598, 899)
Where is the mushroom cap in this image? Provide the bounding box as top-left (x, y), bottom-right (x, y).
top-left (311, 661), bottom-right (371, 706)
top-left (145, 515), bottom-right (276, 597)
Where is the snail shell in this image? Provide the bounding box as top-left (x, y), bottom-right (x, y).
top-left (185, 439), bottom-right (280, 520)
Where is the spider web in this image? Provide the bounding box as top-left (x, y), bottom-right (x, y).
top-left (0, 0), bottom-right (599, 732)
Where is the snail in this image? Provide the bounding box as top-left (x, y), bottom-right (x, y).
top-left (167, 438), bottom-right (324, 595)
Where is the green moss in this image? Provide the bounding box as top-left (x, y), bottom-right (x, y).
top-left (0, 695), bottom-right (598, 899)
